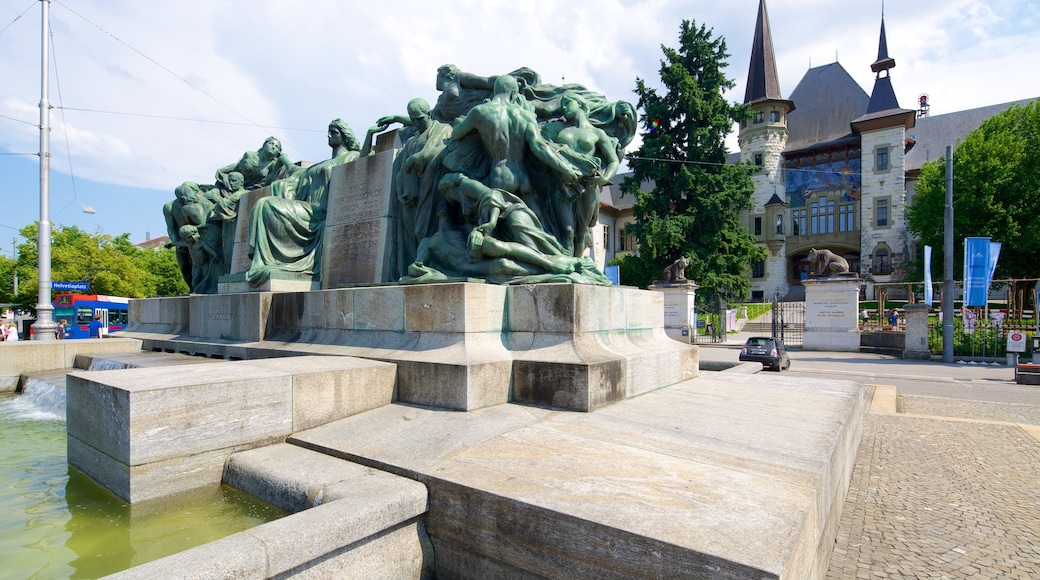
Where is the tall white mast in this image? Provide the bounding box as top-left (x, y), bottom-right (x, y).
top-left (32, 0), bottom-right (56, 341)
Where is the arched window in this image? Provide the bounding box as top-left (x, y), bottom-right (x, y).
top-left (770, 111), bottom-right (780, 122)
top-left (873, 249), bottom-right (890, 275)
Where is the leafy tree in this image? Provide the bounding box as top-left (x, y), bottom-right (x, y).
top-left (136, 245), bottom-right (189, 297)
top-left (620, 19), bottom-right (764, 297)
top-left (908, 100), bottom-right (1040, 281)
top-left (0, 253), bottom-right (14, 305)
top-left (13, 223), bottom-right (187, 314)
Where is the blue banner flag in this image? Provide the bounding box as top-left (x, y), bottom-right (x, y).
top-left (963, 237), bottom-right (990, 307)
top-left (986, 242), bottom-right (1000, 288)
top-left (923, 245), bottom-right (933, 306)
top-left (604, 265), bottom-right (620, 286)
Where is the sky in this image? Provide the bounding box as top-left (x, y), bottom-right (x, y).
top-left (1, 0), bottom-right (1038, 254)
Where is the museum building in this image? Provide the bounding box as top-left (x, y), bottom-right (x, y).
top-left (596, 0), bottom-right (1035, 300)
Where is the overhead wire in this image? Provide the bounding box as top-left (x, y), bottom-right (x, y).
top-left (0, 1), bottom-right (35, 38)
top-left (49, 21), bottom-right (84, 219)
top-left (51, 0), bottom-right (311, 154)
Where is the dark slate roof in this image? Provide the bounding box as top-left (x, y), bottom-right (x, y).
top-left (870, 19), bottom-right (896, 73)
top-left (785, 63), bottom-right (869, 151)
top-left (864, 75), bottom-right (902, 115)
top-left (904, 98), bottom-right (1038, 172)
top-left (744, 0), bottom-right (783, 104)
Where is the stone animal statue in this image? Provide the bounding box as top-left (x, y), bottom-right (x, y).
top-left (808, 248), bottom-right (850, 276)
top-left (659, 256), bottom-right (691, 283)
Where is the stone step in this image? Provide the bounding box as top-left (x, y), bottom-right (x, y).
top-left (108, 443), bottom-right (432, 579)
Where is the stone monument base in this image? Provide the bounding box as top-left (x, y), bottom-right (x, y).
top-left (649, 280), bottom-right (698, 344)
top-left (124, 283), bottom-right (697, 413)
top-left (218, 271), bottom-right (319, 294)
top-left (803, 276), bottom-right (861, 352)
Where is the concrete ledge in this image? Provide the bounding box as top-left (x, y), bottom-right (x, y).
top-left (67, 356), bottom-right (396, 502)
top-left (105, 501), bottom-right (433, 580)
top-left (223, 443), bottom-right (428, 515)
top-left (107, 442), bottom-right (433, 579)
top-left (0, 338), bottom-right (143, 392)
top-left (292, 372), bottom-right (865, 578)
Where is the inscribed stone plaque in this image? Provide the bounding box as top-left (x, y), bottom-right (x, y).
top-left (228, 186), bottom-right (273, 275)
top-left (320, 149), bottom-right (396, 288)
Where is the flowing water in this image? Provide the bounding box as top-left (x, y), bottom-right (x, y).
top-left (0, 377), bottom-right (286, 579)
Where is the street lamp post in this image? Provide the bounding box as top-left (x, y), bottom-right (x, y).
top-left (31, 0), bottom-right (56, 341)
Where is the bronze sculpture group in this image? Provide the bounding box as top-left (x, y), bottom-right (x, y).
top-left (164, 66), bottom-right (637, 293)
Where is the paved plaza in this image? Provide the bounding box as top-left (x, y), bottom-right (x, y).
top-left (700, 338), bottom-right (1040, 579)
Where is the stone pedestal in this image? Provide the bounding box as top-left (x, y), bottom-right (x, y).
top-left (902, 303), bottom-right (931, 360)
top-left (126, 283), bottom-right (697, 413)
top-left (649, 281), bottom-right (698, 343)
top-left (803, 276), bottom-right (861, 352)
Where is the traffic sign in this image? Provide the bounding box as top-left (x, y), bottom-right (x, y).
top-left (1007, 331), bottom-right (1027, 353)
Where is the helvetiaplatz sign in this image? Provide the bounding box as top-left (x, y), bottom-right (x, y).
top-left (52, 281), bottom-right (89, 292)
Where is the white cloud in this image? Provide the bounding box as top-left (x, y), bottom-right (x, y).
top-left (1, 0), bottom-right (1038, 241)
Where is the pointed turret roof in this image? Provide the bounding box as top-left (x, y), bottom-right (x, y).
top-left (870, 18), bottom-right (896, 73)
top-left (744, 0), bottom-right (793, 111)
top-left (852, 16), bottom-right (915, 132)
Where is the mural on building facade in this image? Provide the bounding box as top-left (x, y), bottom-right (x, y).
top-left (785, 154), bottom-right (861, 210)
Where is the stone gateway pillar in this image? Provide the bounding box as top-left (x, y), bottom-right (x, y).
top-left (802, 277), bottom-right (861, 352)
top-left (902, 303), bottom-right (931, 360)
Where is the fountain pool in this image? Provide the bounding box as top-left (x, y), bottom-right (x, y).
top-left (0, 379), bottom-right (285, 579)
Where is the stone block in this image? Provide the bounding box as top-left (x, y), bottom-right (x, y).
top-left (507, 284), bottom-right (612, 333)
top-left (404, 283), bottom-right (507, 333)
top-left (227, 185), bottom-right (272, 276)
top-left (511, 333), bottom-right (627, 412)
top-left (352, 285), bottom-right (406, 331)
top-left (803, 277), bottom-right (861, 352)
top-left (321, 152), bottom-right (395, 287)
top-left (68, 364), bottom-right (293, 466)
top-left (66, 363), bottom-right (291, 502)
top-left (0, 338), bottom-right (144, 392)
top-left (128, 296), bottom-right (189, 334)
top-left (265, 289), bottom-right (328, 339)
top-left (218, 271), bottom-right (318, 294)
top-left (189, 292), bottom-right (272, 342)
top-left (623, 285), bottom-right (664, 329)
top-left (395, 354), bottom-right (512, 411)
top-left (244, 356), bottom-right (396, 431)
top-left (324, 287), bottom-right (355, 330)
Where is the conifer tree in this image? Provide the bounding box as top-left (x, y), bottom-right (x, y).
top-left (620, 20), bottom-right (764, 297)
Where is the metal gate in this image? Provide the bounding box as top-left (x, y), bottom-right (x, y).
top-left (771, 294), bottom-right (805, 347)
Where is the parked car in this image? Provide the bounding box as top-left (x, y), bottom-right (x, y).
top-left (739, 336), bottom-right (790, 371)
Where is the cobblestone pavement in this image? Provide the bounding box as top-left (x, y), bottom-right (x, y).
top-left (826, 396), bottom-right (1040, 579)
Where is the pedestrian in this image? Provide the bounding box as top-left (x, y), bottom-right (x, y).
top-left (88, 314), bottom-right (104, 338)
top-left (5, 321), bottom-right (19, 342)
top-left (56, 319), bottom-right (68, 340)
top-left (888, 308), bottom-right (898, 327)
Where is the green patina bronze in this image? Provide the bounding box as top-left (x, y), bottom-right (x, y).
top-left (164, 66), bottom-right (636, 291)
top-left (244, 119), bottom-right (360, 286)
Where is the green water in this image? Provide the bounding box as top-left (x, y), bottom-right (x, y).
top-left (0, 392), bottom-right (286, 579)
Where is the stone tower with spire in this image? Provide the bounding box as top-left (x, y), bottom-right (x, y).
top-left (738, 0), bottom-right (794, 298)
top-left (851, 14), bottom-right (915, 283)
